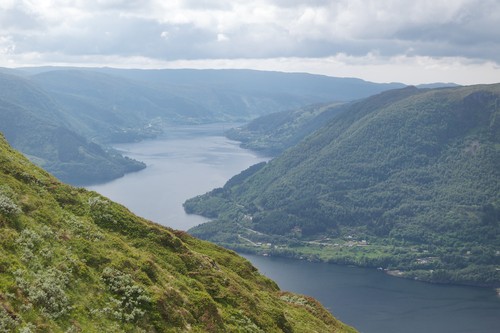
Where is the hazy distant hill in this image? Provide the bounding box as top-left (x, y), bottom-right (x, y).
top-left (26, 68), bottom-right (406, 132)
top-left (1, 66), bottom-right (409, 185)
top-left (225, 102), bottom-right (347, 155)
top-left (225, 86), bottom-right (460, 156)
top-left (0, 72), bottom-right (145, 185)
top-left (0, 133), bottom-right (356, 332)
top-left (30, 70), bottom-right (209, 142)
top-left (95, 68), bottom-right (406, 102)
top-left (186, 84), bottom-right (500, 286)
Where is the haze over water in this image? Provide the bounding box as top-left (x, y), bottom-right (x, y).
top-left (88, 123), bottom-right (269, 230)
top-left (88, 123), bottom-right (500, 333)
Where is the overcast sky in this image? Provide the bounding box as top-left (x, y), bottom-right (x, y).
top-left (0, 0), bottom-right (499, 84)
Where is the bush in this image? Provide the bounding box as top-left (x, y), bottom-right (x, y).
top-left (0, 306), bottom-right (19, 333)
top-left (101, 267), bottom-right (151, 322)
top-left (0, 194), bottom-right (21, 216)
top-left (14, 267), bottom-right (71, 319)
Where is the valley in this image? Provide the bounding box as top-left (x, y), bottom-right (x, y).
top-left (2, 2), bottom-right (499, 332)
top-left (0, 67), bottom-right (404, 186)
top-left (186, 84), bottom-right (500, 287)
top-left (87, 124), bottom-right (500, 333)
top-left (1, 66), bottom-right (499, 332)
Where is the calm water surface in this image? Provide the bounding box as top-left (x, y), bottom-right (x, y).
top-left (88, 124), bottom-right (268, 230)
top-left (88, 124), bottom-right (500, 333)
top-left (242, 254), bottom-right (500, 333)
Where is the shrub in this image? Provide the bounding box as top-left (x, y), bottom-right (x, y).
top-left (15, 229), bottom-right (42, 265)
top-left (65, 214), bottom-right (104, 241)
top-left (14, 268), bottom-right (71, 319)
top-left (101, 267), bottom-right (151, 322)
top-left (0, 306), bottom-right (19, 333)
top-left (0, 194), bottom-right (21, 216)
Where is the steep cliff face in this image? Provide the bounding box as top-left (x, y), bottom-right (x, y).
top-left (0, 133), bottom-right (355, 332)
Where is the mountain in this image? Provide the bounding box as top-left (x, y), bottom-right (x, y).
top-left (185, 84), bottom-right (500, 287)
top-left (1, 66), bottom-right (408, 185)
top-left (225, 85), bottom-right (461, 156)
top-left (27, 68), bottom-right (406, 134)
top-left (225, 102), bottom-right (347, 156)
top-left (0, 72), bottom-right (145, 185)
top-left (0, 133), bottom-right (355, 332)
top-left (29, 69), bottom-right (208, 142)
top-left (94, 68), bottom-right (406, 103)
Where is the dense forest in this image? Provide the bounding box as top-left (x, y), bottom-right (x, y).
top-left (0, 133), bottom-right (356, 332)
top-left (186, 84), bottom-right (500, 287)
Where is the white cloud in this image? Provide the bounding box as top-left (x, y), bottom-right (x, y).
top-left (0, 0), bottom-right (498, 84)
top-left (217, 33), bottom-right (229, 42)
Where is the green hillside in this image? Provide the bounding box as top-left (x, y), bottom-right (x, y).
top-left (186, 85), bottom-right (500, 287)
top-left (0, 73), bottom-right (145, 185)
top-left (0, 133), bottom-right (355, 332)
top-left (225, 102), bottom-right (346, 155)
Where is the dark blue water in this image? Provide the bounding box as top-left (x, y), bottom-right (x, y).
top-left (88, 124), bottom-right (500, 333)
top-left (242, 254), bottom-right (500, 333)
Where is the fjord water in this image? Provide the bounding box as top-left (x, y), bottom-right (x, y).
top-left (88, 124), bottom-right (500, 333)
top-left (88, 124), bottom-right (269, 230)
top-left (242, 254), bottom-right (500, 333)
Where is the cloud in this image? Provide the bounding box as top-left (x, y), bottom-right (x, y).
top-left (0, 0), bottom-right (499, 84)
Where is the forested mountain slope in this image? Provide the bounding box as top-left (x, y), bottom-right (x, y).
top-left (186, 84), bottom-right (500, 286)
top-left (225, 102), bottom-right (347, 155)
top-left (0, 133), bottom-right (355, 332)
top-left (225, 85), bottom-right (457, 156)
top-left (0, 73), bottom-right (145, 185)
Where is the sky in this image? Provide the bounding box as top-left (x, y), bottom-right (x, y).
top-left (0, 0), bottom-right (499, 85)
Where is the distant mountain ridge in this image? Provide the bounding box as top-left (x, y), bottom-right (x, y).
top-left (23, 67), bottom-right (408, 104)
top-left (0, 66), bottom-right (412, 185)
top-left (186, 84), bottom-right (500, 286)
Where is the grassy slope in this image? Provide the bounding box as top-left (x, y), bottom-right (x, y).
top-left (186, 85), bottom-right (500, 286)
top-left (0, 133), bottom-right (355, 333)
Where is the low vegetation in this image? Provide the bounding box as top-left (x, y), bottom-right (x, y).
top-left (0, 133), bottom-right (355, 332)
